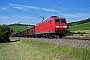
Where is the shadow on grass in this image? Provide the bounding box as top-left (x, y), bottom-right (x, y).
top-left (0, 39), bottom-right (20, 43)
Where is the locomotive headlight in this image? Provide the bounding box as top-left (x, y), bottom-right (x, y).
top-left (56, 26), bottom-right (59, 28)
top-left (63, 26), bottom-right (67, 28)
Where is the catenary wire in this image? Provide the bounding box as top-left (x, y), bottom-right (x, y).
top-left (65, 1), bottom-right (90, 13)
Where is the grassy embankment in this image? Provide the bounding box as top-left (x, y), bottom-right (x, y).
top-left (0, 37), bottom-right (90, 60)
top-left (69, 22), bottom-right (90, 36)
top-left (9, 24), bottom-right (33, 33)
top-left (69, 22), bottom-right (90, 31)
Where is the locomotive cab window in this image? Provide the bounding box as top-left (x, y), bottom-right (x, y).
top-left (50, 20), bottom-right (52, 24)
top-left (55, 19), bottom-right (60, 23)
top-left (61, 20), bottom-right (66, 23)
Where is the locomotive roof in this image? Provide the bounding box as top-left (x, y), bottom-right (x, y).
top-left (50, 16), bottom-right (66, 19)
top-left (36, 16), bottom-right (66, 25)
top-left (50, 16), bottom-right (59, 18)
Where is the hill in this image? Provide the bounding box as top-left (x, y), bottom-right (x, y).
top-left (8, 24), bottom-right (34, 33)
top-left (68, 18), bottom-right (90, 30)
top-left (68, 18), bottom-right (90, 26)
top-left (69, 22), bottom-right (90, 31)
top-left (68, 18), bottom-right (90, 36)
top-left (68, 20), bottom-right (90, 36)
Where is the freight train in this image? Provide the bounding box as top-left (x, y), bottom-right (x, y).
top-left (12, 16), bottom-right (68, 38)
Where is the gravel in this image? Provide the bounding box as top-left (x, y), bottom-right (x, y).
top-left (25, 38), bottom-right (90, 50)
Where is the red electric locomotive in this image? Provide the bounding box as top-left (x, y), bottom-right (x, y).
top-left (35, 16), bottom-right (68, 38)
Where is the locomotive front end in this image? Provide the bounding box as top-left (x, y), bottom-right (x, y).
top-left (55, 18), bottom-right (68, 37)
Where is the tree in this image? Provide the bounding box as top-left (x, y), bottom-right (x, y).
top-left (0, 25), bottom-right (13, 43)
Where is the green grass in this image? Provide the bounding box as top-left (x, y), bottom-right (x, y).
top-left (21, 39), bottom-right (90, 60)
top-left (0, 38), bottom-right (90, 60)
top-left (69, 22), bottom-right (90, 31)
top-left (0, 43), bottom-right (7, 49)
top-left (9, 25), bottom-right (33, 33)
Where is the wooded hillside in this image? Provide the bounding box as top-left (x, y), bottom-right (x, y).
top-left (68, 18), bottom-right (90, 26)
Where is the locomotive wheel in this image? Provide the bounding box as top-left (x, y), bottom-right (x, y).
top-left (56, 35), bottom-right (59, 38)
top-left (59, 35), bottom-right (62, 38)
top-left (48, 34), bottom-right (53, 39)
top-left (49, 36), bottom-right (52, 39)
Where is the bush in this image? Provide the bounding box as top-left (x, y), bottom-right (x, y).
top-left (0, 25), bottom-right (13, 43)
top-left (67, 30), bottom-right (74, 36)
top-left (67, 31), bottom-right (86, 36)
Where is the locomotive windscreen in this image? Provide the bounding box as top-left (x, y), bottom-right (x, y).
top-left (55, 19), bottom-right (60, 23)
top-left (61, 20), bottom-right (66, 23)
top-left (55, 19), bottom-right (66, 23)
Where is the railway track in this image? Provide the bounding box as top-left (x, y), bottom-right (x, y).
top-left (14, 36), bottom-right (90, 49)
top-left (19, 36), bottom-right (90, 40)
top-left (60, 37), bottom-right (90, 40)
top-left (21, 36), bottom-right (90, 50)
top-left (41, 37), bottom-right (90, 40)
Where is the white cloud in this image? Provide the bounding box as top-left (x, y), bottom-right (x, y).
top-left (41, 8), bottom-right (60, 12)
top-left (23, 5), bottom-right (39, 9)
top-left (0, 6), bottom-right (9, 10)
top-left (61, 13), bottom-right (90, 22)
top-left (24, 16), bottom-right (32, 18)
top-left (9, 3), bottom-right (60, 12)
top-left (63, 13), bottom-right (79, 18)
top-left (63, 13), bottom-right (90, 18)
top-left (59, 7), bottom-right (67, 10)
top-left (9, 3), bottom-right (28, 10)
top-left (0, 16), bottom-right (9, 18)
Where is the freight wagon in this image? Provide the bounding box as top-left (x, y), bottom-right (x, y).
top-left (12, 27), bottom-right (35, 37)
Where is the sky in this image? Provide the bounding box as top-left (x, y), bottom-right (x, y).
top-left (0, 0), bottom-right (90, 25)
